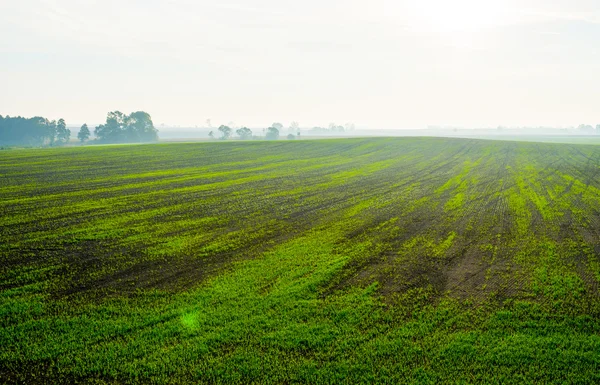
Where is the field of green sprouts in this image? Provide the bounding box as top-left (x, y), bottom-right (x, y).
top-left (1, 137), bottom-right (600, 384)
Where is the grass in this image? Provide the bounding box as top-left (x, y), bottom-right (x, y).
top-left (1, 137), bottom-right (600, 383)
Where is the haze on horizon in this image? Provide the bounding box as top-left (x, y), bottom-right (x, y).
top-left (1, 0), bottom-right (599, 129)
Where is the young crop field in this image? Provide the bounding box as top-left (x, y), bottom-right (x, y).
top-left (1, 137), bottom-right (600, 384)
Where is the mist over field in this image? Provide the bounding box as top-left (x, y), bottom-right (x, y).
top-left (2, 1), bottom-right (600, 384)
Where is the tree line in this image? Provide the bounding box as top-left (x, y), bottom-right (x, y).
top-left (0, 111), bottom-right (158, 146)
top-left (209, 122), bottom-right (300, 141)
top-left (0, 115), bottom-right (71, 146)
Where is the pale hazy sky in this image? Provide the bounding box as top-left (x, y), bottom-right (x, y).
top-left (1, 0), bottom-right (600, 128)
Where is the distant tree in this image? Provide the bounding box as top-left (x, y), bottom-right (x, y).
top-left (218, 125), bottom-right (232, 140)
top-left (596, 124), bottom-right (600, 135)
top-left (56, 118), bottom-right (70, 144)
top-left (45, 119), bottom-right (57, 145)
top-left (266, 126), bottom-right (280, 140)
top-left (310, 126), bottom-right (327, 133)
top-left (209, 130), bottom-right (215, 139)
top-left (345, 123), bottom-right (355, 131)
top-left (271, 122), bottom-right (284, 131)
top-left (94, 111), bottom-right (158, 143)
top-left (127, 111), bottom-right (158, 142)
top-left (95, 111), bottom-right (127, 142)
top-left (78, 123), bottom-right (90, 143)
top-left (326, 123), bottom-right (344, 132)
top-left (578, 124), bottom-right (594, 132)
top-left (236, 127), bottom-right (253, 140)
top-left (289, 121), bottom-right (299, 134)
top-left (287, 134), bottom-right (295, 140)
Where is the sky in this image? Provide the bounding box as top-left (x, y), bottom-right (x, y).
top-left (1, 0), bottom-right (600, 129)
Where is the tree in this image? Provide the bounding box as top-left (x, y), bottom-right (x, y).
top-left (236, 127), bottom-right (253, 140)
top-left (289, 121), bottom-right (299, 134)
top-left (218, 125), bottom-right (232, 140)
top-left (271, 122), bottom-right (284, 131)
top-left (127, 111), bottom-right (158, 142)
top-left (596, 125), bottom-right (600, 135)
top-left (56, 118), bottom-right (70, 144)
top-left (209, 131), bottom-right (215, 139)
top-left (578, 124), bottom-right (594, 132)
top-left (95, 111), bottom-right (127, 142)
top-left (266, 126), bottom-right (280, 140)
top-left (78, 124), bottom-right (90, 143)
top-left (94, 111), bottom-right (158, 143)
top-left (287, 134), bottom-right (295, 140)
top-left (46, 119), bottom-right (57, 145)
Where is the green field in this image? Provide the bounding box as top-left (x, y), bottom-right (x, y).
top-left (2, 137), bottom-right (600, 384)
